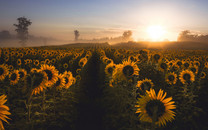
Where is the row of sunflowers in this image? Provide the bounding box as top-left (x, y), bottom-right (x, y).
top-left (0, 46), bottom-right (208, 129)
top-left (0, 47), bottom-right (92, 129)
top-left (99, 48), bottom-right (208, 129)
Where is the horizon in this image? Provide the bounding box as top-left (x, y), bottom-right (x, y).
top-left (1, 0), bottom-right (208, 44)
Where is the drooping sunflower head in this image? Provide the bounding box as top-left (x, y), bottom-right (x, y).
top-left (40, 64), bottom-right (58, 87)
top-left (63, 71), bottom-right (74, 89)
top-left (26, 70), bottom-right (48, 95)
top-left (9, 70), bottom-right (20, 85)
top-left (165, 72), bottom-right (177, 85)
top-left (79, 57), bottom-right (87, 67)
top-left (0, 94), bottom-right (11, 130)
top-left (105, 63), bottom-right (116, 77)
top-left (136, 88), bottom-right (176, 126)
top-left (179, 70), bottom-right (195, 84)
top-left (152, 53), bottom-right (162, 63)
top-left (0, 64), bottom-right (9, 81)
top-left (54, 74), bottom-right (66, 90)
top-left (137, 78), bottom-right (154, 91)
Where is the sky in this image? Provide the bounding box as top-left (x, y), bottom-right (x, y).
top-left (0, 0), bottom-right (208, 42)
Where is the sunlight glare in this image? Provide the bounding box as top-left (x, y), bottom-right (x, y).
top-left (147, 25), bottom-right (166, 41)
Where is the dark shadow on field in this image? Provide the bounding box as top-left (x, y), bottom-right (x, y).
top-left (76, 51), bottom-right (105, 130)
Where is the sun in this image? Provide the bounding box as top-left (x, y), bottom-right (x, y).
top-left (147, 25), bottom-right (166, 41)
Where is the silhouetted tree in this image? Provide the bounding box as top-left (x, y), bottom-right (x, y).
top-left (178, 30), bottom-right (208, 42)
top-left (74, 30), bottom-right (80, 41)
top-left (122, 30), bottom-right (132, 41)
top-left (14, 17), bottom-right (32, 46)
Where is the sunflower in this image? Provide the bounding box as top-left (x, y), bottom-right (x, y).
top-left (0, 94), bottom-right (11, 130)
top-left (40, 64), bottom-right (58, 87)
top-left (122, 60), bottom-right (139, 77)
top-left (0, 64), bottom-right (9, 81)
top-left (33, 60), bottom-right (39, 66)
top-left (79, 57), bottom-right (87, 67)
top-left (179, 70), bottom-right (195, 84)
top-left (204, 62), bottom-right (208, 68)
top-left (26, 70), bottom-right (48, 95)
top-left (16, 59), bottom-right (22, 66)
top-left (76, 75), bottom-right (81, 81)
top-left (152, 53), bottom-right (162, 63)
top-left (193, 61), bottom-right (200, 67)
top-left (189, 65), bottom-right (198, 75)
top-left (165, 72), bottom-right (177, 85)
top-left (105, 63), bottom-right (116, 77)
top-left (54, 74), bottom-right (65, 90)
top-left (76, 68), bottom-right (81, 74)
top-left (158, 61), bottom-right (168, 72)
top-left (63, 71), bottom-right (74, 89)
top-left (182, 61), bottom-right (190, 69)
top-left (63, 63), bottom-right (68, 69)
top-left (200, 72), bottom-right (206, 79)
top-left (30, 68), bottom-right (39, 73)
top-left (9, 70), bottom-right (20, 85)
top-left (135, 88), bottom-right (176, 126)
top-left (18, 68), bottom-right (27, 81)
top-left (175, 60), bottom-right (183, 68)
top-left (44, 59), bottom-right (50, 65)
top-left (137, 78), bottom-right (154, 91)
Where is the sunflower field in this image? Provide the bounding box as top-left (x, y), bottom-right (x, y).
top-left (0, 46), bottom-right (208, 130)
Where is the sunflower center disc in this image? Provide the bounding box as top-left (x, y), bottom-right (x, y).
top-left (123, 65), bottom-right (134, 77)
top-left (44, 70), bottom-right (53, 80)
top-left (145, 100), bottom-right (165, 120)
top-left (33, 73), bottom-right (44, 87)
top-left (19, 72), bottom-right (24, 78)
top-left (183, 73), bottom-right (191, 81)
top-left (168, 75), bottom-right (175, 81)
top-left (11, 73), bottom-right (17, 81)
top-left (141, 82), bottom-right (151, 90)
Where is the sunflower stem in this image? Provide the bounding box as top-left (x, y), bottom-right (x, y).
top-left (151, 106), bottom-right (158, 130)
top-left (42, 89), bottom-right (46, 121)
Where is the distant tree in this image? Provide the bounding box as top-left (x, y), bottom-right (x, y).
top-left (122, 30), bottom-right (133, 41)
top-left (14, 17), bottom-right (32, 46)
top-left (0, 30), bottom-right (11, 39)
top-left (74, 30), bottom-right (80, 41)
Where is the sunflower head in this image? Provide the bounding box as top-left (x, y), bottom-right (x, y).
top-left (18, 68), bottom-right (27, 80)
top-left (136, 88), bottom-right (176, 126)
top-left (158, 62), bottom-right (168, 72)
top-left (40, 64), bottom-right (59, 87)
top-left (0, 94), bottom-right (11, 130)
top-left (165, 72), bottom-right (177, 85)
top-left (105, 63), bottom-right (116, 77)
top-left (179, 70), bottom-right (195, 84)
top-left (122, 60), bottom-right (140, 78)
top-left (137, 78), bottom-right (154, 91)
top-left (0, 64), bottom-right (9, 81)
top-left (26, 70), bottom-right (48, 95)
top-left (152, 53), bottom-right (162, 63)
top-left (200, 72), bottom-right (206, 79)
top-left (9, 70), bottom-right (20, 85)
